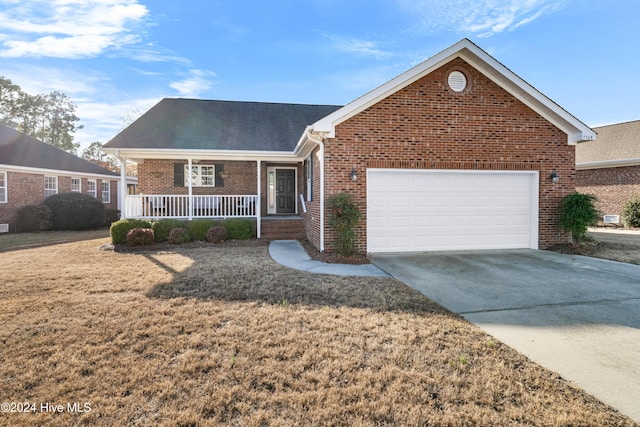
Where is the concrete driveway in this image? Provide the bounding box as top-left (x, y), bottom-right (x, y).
top-left (371, 249), bottom-right (640, 422)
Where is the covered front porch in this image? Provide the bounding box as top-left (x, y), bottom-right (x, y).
top-left (117, 157), bottom-right (310, 240)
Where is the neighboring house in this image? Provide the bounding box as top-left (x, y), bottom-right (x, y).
top-left (103, 39), bottom-right (595, 253)
top-left (0, 123), bottom-right (121, 232)
top-left (576, 120), bottom-right (640, 224)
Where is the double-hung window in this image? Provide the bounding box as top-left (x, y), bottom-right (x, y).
top-left (87, 179), bottom-right (97, 198)
top-left (44, 176), bottom-right (58, 199)
top-left (71, 178), bottom-right (81, 192)
top-left (101, 181), bottom-right (110, 203)
top-left (0, 171), bottom-right (6, 203)
top-left (185, 165), bottom-right (215, 187)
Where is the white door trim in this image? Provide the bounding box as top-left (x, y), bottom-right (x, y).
top-left (267, 166), bottom-right (298, 215)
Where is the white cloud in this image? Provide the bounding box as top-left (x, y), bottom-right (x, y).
top-left (399, 0), bottom-right (568, 37)
top-left (169, 69), bottom-right (218, 98)
top-left (74, 97), bottom-right (160, 147)
top-left (0, 0), bottom-right (149, 58)
top-left (326, 35), bottom-right (392, 59)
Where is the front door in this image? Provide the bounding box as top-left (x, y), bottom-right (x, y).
top-left (276, 169), bottom-right (296, 214)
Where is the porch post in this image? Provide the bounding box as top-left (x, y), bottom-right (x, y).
top-left (117, 151), bottom-right (127, 219)
top-left (256, 160), bottom-right (261, 238)
top-left (188, 158), bottom-right (193, 220)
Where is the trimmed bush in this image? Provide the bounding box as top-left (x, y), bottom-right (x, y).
top-left (187, 219), bottom-right (218, 241)
top-left (16, 204), bottom-right (53, 232)
top-left (44, 192), bottom-right (105, 230)
top-left (110, 219), bottom-right (153, 244)
top-left (559, 192), bottom-right (600, 245)
top-left (327, 193), bottom-right (361, 255)
top-left (622, 195), bottom-right (640, 228)
top-left (153, 219), bottom-right (186, 242)
top-left (105, 209), bottom-right (121, 226)
top-left (221, 218), bottom-right (255, 240)
top-left (168, 227), bottom-right (191, 244)
top-left (126, 228), bottom-right (155, 246)
top-left (206, 226), bottom-right (228, 243)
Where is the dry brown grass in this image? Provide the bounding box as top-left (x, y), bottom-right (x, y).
top-left (0, 233), bottom-right (636, 426)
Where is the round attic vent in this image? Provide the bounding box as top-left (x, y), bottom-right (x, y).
top-left (448, 71), bottom-right (467, 92)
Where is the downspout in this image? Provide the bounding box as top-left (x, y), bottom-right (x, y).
top-left (306, 131), bottom-right (326, 252)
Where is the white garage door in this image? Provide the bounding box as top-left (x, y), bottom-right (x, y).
top-left (367, 169), bottom-right (539, 253)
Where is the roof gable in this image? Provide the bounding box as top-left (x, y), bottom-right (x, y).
top-left (576, 119), bottom-right (640, 168)
top-left (0, 123), bottom-right (119, 176)
top-left (312, 38), bottom-right (595, 145)
top-left (103, 99), bottom-right (342, 153)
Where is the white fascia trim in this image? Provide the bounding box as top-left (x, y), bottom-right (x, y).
top-left (102, 148), bottom-right (304, 162)
top-left (576, 158), bottom-right (640, 170)
top-left (312, 39), bottom-right (595, 144)
top-left (0, 164), bottom-right (120, 180)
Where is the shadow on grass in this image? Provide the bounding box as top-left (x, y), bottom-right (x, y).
top-left (143, 242), bottom-right (451, 315)
top-left (0, 228), bottom-right (110, 252)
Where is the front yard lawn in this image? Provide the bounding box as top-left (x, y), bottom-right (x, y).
top-left (0, 234), bottom-right (635, 426)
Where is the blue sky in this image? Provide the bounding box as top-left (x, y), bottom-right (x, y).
top-left (1, 0), bottom-right (638, 151)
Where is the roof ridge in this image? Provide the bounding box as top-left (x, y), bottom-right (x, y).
top-left (168, 97), bottom-right (343, 108)
top-left (593, 118), bottom-right (640, 129)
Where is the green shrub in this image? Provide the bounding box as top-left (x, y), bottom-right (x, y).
top-left (110, 219), bottom-right (153, 244)
top-left (126, 228), bottom-right (155, 246)
top-left (105, 209), bottom-right (121, 226)
top-left (44, 192), bottom-right (105, 230)
top-left (187, 219), bottom-right (218, 241)
top-left (221, 218), bottom-right (255, 240)
top-left (207, 226), bottom-right (228, 243)
top-left (153, 219), bottom-right (186, 242)
top-left (622, 195), bottom-right (640, 228)
top-left (327, 193), bottom-right (361, 255)
top-left (168, 227), bottom-right (191, 244)
top-left (559, 192), bottom-right (600, 245)
top-left (16, 204), bottom-right (53, 232)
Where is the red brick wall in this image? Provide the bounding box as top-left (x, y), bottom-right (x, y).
top-left (576, 165), bottom-right (640, 220)
top-left (0, 170), bottom-right (119, 231)
top-left (138, 160), bottom-right (258, 196)
top-left (138, 160), bottom-right (303, 218)
top-left (322, 57), bottom-right (574, 253)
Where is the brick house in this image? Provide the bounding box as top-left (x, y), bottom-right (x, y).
top-left (103, 39), bottom-right (595, 253)
top-left (576, 120), bottom-right (640, 224)
top-left (0, 123), bottom-right (121, 232)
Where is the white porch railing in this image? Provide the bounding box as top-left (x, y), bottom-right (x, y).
top-left (123, 194), bottom-right (259, 219)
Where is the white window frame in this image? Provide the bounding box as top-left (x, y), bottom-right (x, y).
top-left (185, 165), bottom-right (215, 187)
top-left (71, 177), bottom-right (82, 192)
top-left (87, 179), bottom-right (97, 198)
top-left (305, 156), bottom-right (313, 202)
top-left (44, 176), bottom-right (58, 199)
top-left (0, 171), bottom-right (6, 203)
top-left (101, 181), bottom-right (110, 203)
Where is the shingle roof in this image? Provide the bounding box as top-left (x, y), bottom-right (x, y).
top-left (576, 120), bottom-right (640, 164)
top-left (104, 98), bottom-right (343, 152)
top-left (0, 123), bottom-right (119, 176)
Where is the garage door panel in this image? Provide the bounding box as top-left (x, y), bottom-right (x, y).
top-left (367, 169), bottom-right (537, 252)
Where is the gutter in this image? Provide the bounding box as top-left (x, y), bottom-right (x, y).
top-left (576, 158), bottom-right (640, 170)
